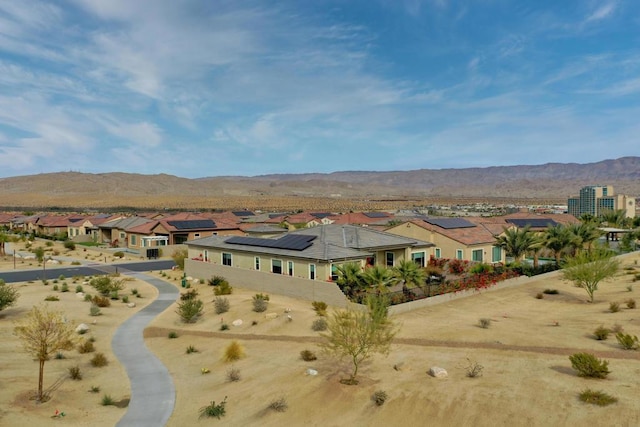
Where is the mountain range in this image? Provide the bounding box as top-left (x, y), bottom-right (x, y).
top-left (1, 157), bottom-right (638, 210)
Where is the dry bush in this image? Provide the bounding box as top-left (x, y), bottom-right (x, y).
top-left (223, 341), bottom-right (245, 363)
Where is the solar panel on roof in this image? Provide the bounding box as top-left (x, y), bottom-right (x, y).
top-left (424, 218), bottom-right (476, 229)
top-left (226, 234), bottom-right (317, 251)
top-left (506, 218), bottom-right (558, 228)
top-left (232, 211), bottom-right (255, 217)
top-left (311, 212), bottom-right (332, 219)
top-left (167, 219), bottom-right (216, 230)
top-left (363, 212), bottom-right (389, 218)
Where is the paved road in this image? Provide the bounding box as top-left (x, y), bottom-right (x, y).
top-left (0, 260), bottom-right (176, 283)
top-left (113, 272), bottom-right (179, 427)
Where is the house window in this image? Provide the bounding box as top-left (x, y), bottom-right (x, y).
top-left (222, 252), bottom-right (232, 266)
top-left (434, 248), bottom-right (441, 259)
top-left (130, 235), bottom-right (137, 246)
top-left (366, 256), bottom-right (375, 267)
top-left (255, 257), bottom-right (260, 270)
top-left (492, 246), bottom-right (502, 263)
top-left (456, 249), bottom-right (463, 260)
top-left (331, 264), bottom-right (339, 281)
top-left (194, 233), bottom-right (200, 238)
top-left (309, 264), bottom-right (316, 280)
top-left (120, 232), bottom-right (126, 239)
top-left (272, 259), bottom-right (282, 274)
top-left (411, 251), bottom-right (426, 267)
top-left (472, 249), bottom-right (483, 262)
top-left (385, 252), bottom-right (394, 267)
top-left (287, 261), bottom-right (294, 276)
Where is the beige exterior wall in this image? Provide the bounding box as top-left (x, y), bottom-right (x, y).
top-left (386, 222), bottom-right (503, 263)
top-left (185, 258), bottom-right (349, 307)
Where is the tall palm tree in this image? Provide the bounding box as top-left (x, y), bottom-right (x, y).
top-left (392, 259), bottom-right (426, 294)
top-left (361, 265), bottom-right (398, 294)
top-left (494, 226), bottom-right (538, 263)
top-left (600, 209), bottom-right (628, 228)
top-left (335, 262), bottom-right (364, 297)
top-left (567, 222), bottom-right (603, 254)
top-left (544, 225), bottom-right (577, 265)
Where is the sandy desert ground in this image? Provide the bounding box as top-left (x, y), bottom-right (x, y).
top-left (1, 241), bottom-right (640, 426)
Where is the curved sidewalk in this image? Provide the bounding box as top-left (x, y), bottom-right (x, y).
top-left (112, 273), bottom-right (179, 427)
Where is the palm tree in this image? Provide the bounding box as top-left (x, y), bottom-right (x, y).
top-left (0, 232), bottom-right (8, 257)
top-left (494, 226), bottom-right (538, 263)
top-left (392, 259), bottom-right (426, 294)
top-left (544, 225), bottom-right (577, 265)
top-left (361, 265), bottom-right (398, 294)
top-left (600, 209), bottom-right (628, 228)
top-left (567, 222), bottom-right (603, 254)
top-left (335, 262), bottom-right (364, 297)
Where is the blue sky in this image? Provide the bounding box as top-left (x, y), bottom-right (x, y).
top-left (0, 0), bottom-right (638, 178)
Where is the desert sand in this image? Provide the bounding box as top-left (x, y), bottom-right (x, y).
top-left (1, 242), bottom-right (640, 426)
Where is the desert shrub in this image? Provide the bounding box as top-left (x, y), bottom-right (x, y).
top-left (0, 280), bottom-right (20, 311)
top-left (214, 297), bottom-right (230, 314)
top-left (312, 301), bottom-right (328, 316)
top-left (609, 302), bottom-right (620, 313)
top-left (68, 365), bottom-right (82, 380)
top-left (45, 241), bottom-right (54, 247)
top-left (611, 323), bottom-right (624, 333)
top-left (220, 323), bottom-right (229, 331)
top-left (89, 385), bottom-right (100, 393)
top-left (131, 288), bottom-right (138, 296)
top-left (311, 318), bottom-right (328, 331)
top-left (75, 285), bottom-right (83, 293)
top-left (91, 353), bottom-right (108, 367)
top-left (180, 288), bottom-right (199, 301)
top-left (543, 289), bottom-right (559, 294)
top-left (71, 261), bottom-right (81, 265)
top-left (122, 295), bottom-right (129, 303)
top-left (223, 341), bottom-right (245, 362)
top-left (593, 325), bottom-right (610, 341)
top-left (252, 294), bottom-right (269, 312)
top-left (227, 367), bottom-right (241, 382)
top-left (268, 397), bottom-right (288, 412)
top-left (90, 276), bottom-right (124, 296)
top-left (213, 281), bottom-right (233, 296)
top-left (535, 292), bottom-right (543, 299)
top-left (199, 397), bottom-right (227, 419)
top-left (78, 340), bottom-right (95, 354)
top-left (168, 331), bottom-right (179, 339)
top-left (44, 295), bottom-right (59, 301)
top-left (54, 352), bottom-right (65, 360)
top-left (176, 298), bottom-right (204, 323)
top-left (371, 390), bottom-right (388, 406)
top-left (569, 353), bottom-right (610, 378)
top-left (64, 241), bottom-right (76, 250)
top-left (208, 275), bottom-right (228, 287)
top-left (578, 389), bottom-right (618, 406)
top-left (627, 285), bottom-right (633, 292)
top-left (464, 358), bottom-right (484, 378)
top-left (113, 251), bottom-right (125, 258)
top-left (101, 394), bottom-right (114, 406)
top-left (478, 318), bottom-right (491, 329)
top-left (53, 284), bottom-right (59, 291)
top-left (615, 332), bottom-right (639, 350)
top-left (61, 283), bottom-right (69, 292)
top-left (92, 295), bottom-right (110, 307)
top-left (186, 345), bottom-right (198, 354)
top-left (88, 305), bottom-right (101, 317)
top-left (626, 298), bottom-right (636, 309)
top-left (84, 293), bottom-right (92, 302)
top-left (171, 248), bottom-right (188, 270)
top-left (300, 349), bottom-right (317, 361)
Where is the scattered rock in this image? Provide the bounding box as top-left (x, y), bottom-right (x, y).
top-left (75, 323), bottom-right (90, 334)
top-left (232, 319), bottom-right (243, 326)
top-left (284, 308), bottom-right (291, 313)
top-left (265, 313), bottom-right (278, 320)
top-left (46, 259), bottom-right (60, 265)
top-left (393, 361), bottom-right (405, 371)
top-left (306, 368), bottom-right (318, 376)
top-left (428, 367), bottom-right (448, 378)
top-left (76, 292), bottom-right (85, 299)
top-left (191, 279), bottom-right (199, 285)
top-left (127, 302), bottom-right (136, 308)
top-left (186, 276), bottom-right (193, 281)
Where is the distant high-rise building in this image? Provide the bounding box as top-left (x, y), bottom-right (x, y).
top-left (568, 185), bottom-right (636, 218)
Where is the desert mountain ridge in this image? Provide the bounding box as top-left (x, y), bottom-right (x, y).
top-left (1, 157), bottom-right (639, 210)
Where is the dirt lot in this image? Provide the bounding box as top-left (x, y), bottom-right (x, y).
top-left (1, 241), bottom-right (640, 426)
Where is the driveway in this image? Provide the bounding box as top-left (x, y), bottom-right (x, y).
top-left (112, 272), bottom-right (179, 427)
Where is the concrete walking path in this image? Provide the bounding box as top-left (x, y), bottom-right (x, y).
top-left (112, 272), bottom-right (179, 427)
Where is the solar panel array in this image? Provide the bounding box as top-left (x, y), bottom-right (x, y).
top-left (363, 212), bottom-right (389, 218)
top-left (167, 219), bottom-right (217, 230)
top-left (232, 211), bottom-right (255, 217)
top-left (311, 212), bottom-right (332, 219)
top-left (424, 218), bottom-right (476, 229)
top-left (226, 234), bottom-right (317, 251)
top-left (506, 218), bottom-right (558, 228)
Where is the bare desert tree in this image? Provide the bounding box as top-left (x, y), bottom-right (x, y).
top-left (562, 249), bottom-right (620, 303)
top-left (14, 304), bottom-right (77, 402)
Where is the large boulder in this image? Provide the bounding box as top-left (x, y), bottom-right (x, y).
top-left (428, 367), bottom-right (448, 378)
top-left (75, 323), bottom-right (90, 334)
